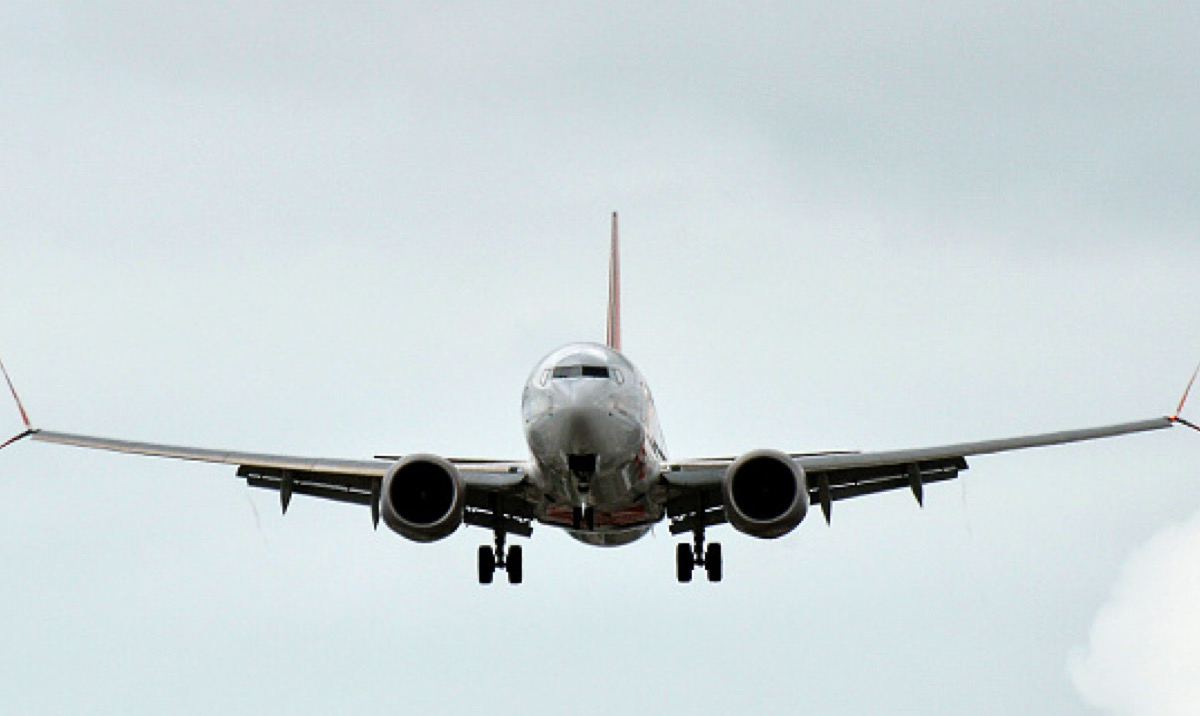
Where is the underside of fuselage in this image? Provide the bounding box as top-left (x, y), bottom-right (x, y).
top-left (566, 526), bottom-right (652, 547)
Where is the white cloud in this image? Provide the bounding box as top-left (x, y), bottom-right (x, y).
top-left (1070, 508), bottom-right (1200, 715)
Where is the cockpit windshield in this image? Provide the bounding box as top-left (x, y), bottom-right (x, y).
top-left (552, 365), bottom-right (611, 379)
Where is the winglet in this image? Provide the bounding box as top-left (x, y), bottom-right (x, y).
top-left (1170, 359), bottom-right (1200, 433)
top-left (0, 358), bottom-right (35, 451)
top-left (606, 212), bottom-right (621, 352)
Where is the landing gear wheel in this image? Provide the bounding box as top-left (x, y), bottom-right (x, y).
top-left (507, 545), bottom-right (523, 585)
top-left (705, 543), bottom-right (723, 582)
top-left (478, 545), bottom-right (496, 585)
top-left (676, 543), bottom-right (694, 583)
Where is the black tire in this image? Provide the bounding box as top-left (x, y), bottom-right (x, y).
top-left (507, 545), bottom-right (523, 585)
top-left (478, 545), bottom-right (496, 585)
top-left (676, 543), bottom-right (694, 583)
top-left (705, 543), bottom-right (723, 582)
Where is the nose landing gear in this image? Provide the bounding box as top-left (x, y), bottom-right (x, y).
top-left (571, 505), bottom-right (596, 531)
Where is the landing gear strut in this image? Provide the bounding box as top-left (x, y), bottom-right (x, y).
top-left (478, 528), bottom-right (523, 585)
top-left (676, 526), bottom-right (722, 583)
top-left (571, 505), bottom-right (596, 531)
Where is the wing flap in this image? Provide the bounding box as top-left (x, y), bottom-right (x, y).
top-left (817, 459), bottom-right (963, 502)
top-left (239, 465), bottom-right (376, 506)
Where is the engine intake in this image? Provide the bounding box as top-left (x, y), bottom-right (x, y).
top-left (380, 454), bottom-right (465, 542)
top-left (722, 449), bottom-right (808, 539)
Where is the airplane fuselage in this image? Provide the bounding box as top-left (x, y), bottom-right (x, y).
top-left (522, 342), bottom-right (667, 545)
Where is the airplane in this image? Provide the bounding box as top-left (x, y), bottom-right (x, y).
top-left (2, 213), bottom-right (1198, 585)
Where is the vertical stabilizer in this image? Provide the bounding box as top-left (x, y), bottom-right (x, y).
top-left (606, 212), bottom-right (621, 351)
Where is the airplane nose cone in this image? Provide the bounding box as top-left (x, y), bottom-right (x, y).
top-left (552, 383), bottom-right (616, 452)
top-left (551, 379), bottom-right (611, 411)
top-left (523, 379), bottom-right (643, 463)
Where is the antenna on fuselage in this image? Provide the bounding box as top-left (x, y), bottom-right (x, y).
top-left (606, 212), bottom-right (621, 352)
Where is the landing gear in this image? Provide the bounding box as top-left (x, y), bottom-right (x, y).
top-left (571, 505), bottom-right (596, 530)
top-left (507, 545), bottom-right (523, 585)
top-left (478, 529), bottom-right (524, 585)
top-left (676, 527), bottom-right (722, 583)
top-left (478, 545), bottom-right (496, 584)
top-left (676, 543), bottom-right (694, 583)
top-left (704, 543), bottom-right (722, 582)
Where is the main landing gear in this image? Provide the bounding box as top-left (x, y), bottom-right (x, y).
top-left (471, 492), bottom-right (533, 585)
top-left (478, 529), bottom-right (523, 585)
top-left (676, 527), bottom-right (722, 583)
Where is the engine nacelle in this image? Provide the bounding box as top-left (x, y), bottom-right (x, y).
top-left (722, 449), bottom-right (809, 539)
top-left (380, 454), bottom-right (465, 543)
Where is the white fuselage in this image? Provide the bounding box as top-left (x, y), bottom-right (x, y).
top-left (521, 343), bottom-right (667, 545)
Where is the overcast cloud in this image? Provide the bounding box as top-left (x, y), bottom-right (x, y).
top-left (1070, 507), bottom-right (1200, 715)
top-left (2, 3), bottom-right (1199, 714)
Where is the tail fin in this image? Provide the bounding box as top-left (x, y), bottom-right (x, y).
top-left (606, 212), bottom-right (621, 351)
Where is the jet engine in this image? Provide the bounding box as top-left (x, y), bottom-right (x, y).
top-left (380, 454), bottom-right (465, 542)
top-left (722, 449), bottom-right (808, 538)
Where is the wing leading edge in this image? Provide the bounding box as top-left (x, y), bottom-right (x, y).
top-left (664, 416), bottom-right (1176, 529)
top-left (27, 429), bottom-right (528, 525)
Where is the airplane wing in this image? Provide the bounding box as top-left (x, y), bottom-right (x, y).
top-left (27, 429), bottom-right (528, 527)
top-left (662, 417), bottom-right (1177, 530)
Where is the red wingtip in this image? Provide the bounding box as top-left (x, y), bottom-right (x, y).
top-left (0, 429), bottom-right (33, 452)
top-left (606, 212), bottom-right (621, 352)
top-left (0, 358), bottom-right (32, 429)
top-left (1172, 359), bottom-right (1200, 420)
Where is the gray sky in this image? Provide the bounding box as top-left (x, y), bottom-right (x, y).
top-left (2, 3), bottom-right (1199, 714)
